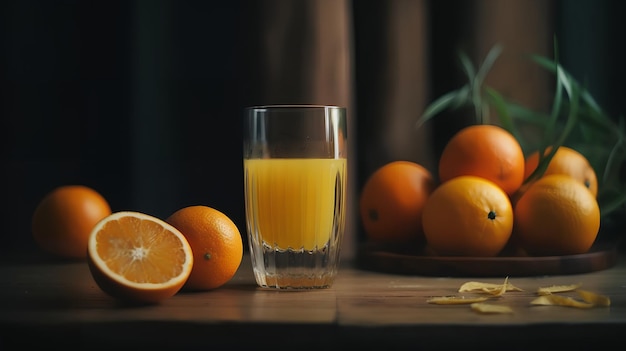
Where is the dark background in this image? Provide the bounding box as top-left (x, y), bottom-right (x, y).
top-left (2, 0), bottom-right (625, 255)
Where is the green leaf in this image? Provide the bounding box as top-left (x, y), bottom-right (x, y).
top-left (524, 59), bottom-right (580, 185)
top-left (475, 44), bottom-right (503, 88)
top-left (551, 64), bottom-right (580, 150)
top-left (474, 45), bottom-right (502, 124)
top-left (529, 54), bottom-right (558, 72)
top-left (577, 105), bottom-right (615, 132)
top-left (580, 86), bottom-right (603, 114)
top-left (506, 103), bottom-right (551, 125)
top-left (602, 138), bottom-right (625, 184)
top-left (415, 86), bottom-right (470, 129)
top-left (485, 87), bottom-right (520, 140)
top-left (458, 50), bottom-right (476, 82)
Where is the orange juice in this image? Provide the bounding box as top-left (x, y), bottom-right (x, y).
top-left (244, 158), bottom-right (347, 251)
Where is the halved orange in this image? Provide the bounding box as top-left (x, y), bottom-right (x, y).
top-left (87, 211), bottom-right (193, 304)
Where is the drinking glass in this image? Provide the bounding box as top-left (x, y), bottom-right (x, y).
top-left (243, 105), bottom-right (347, 289)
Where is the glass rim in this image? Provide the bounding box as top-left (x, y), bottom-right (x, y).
top-left (245, 104), bottom-right (345, 111)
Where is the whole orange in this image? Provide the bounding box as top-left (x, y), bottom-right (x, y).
top-left (523, 146), bottom-right (598, 197)
top-left (166, 205), bottom-right (243, 291)
top-left (359, 161), bottom-right (436, 244)
top-left (438, 124), bottom-right (525, 196)
top-left (421, 175), bottom-right (513, 257)
top-left (513, 174), bottom-right (600, 256)
top-left (32, 185), bottom-right (112, 260)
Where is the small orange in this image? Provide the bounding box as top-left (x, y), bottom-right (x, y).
top-left (438, 124), bottom-right (525, 196)
top-left (513, 174), bottom-right (600, 256)
top-left (523, 146), bottom-right (598, 197)
top-left (359, 161), bottom-right (436, 244)
top-left (32, 185), bottom-right (112, 260)
top-left (166, 205), bottom-right (243, 291)
top-left (87, 211), bottom-right (194, 304)
top-left (422, 175), bottom-right (513, 257)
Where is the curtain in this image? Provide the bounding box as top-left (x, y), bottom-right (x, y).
top-left (2, 0), bottom-right (623, 258)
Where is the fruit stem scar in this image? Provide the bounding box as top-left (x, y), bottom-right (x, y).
top-left (488, 210), bottom-right (497, 220)
top-left (204, 253), bottom-right (212, 261)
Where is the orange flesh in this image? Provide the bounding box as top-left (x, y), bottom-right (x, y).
top-left (96, 217), bottom-right (188, 284)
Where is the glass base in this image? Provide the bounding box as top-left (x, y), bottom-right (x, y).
top-left (250, 245), bottom-right (340, 290)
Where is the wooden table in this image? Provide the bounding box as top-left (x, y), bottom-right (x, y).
top-left (1, 247), bottom-right (625, 350)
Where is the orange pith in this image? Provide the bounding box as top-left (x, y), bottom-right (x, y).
top-left (87, 211), bottom-right (193, 304)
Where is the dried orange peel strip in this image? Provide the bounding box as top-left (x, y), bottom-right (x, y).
top-left (530, 289), bottom-right (610, 308)
top-left (577, 289), bottom-right (611, 307)
top-left (536, 283), bottom-right (582, 295)
top-left (458, 277), bottom-right (521, 296)
top-left (530, 294), bottom-right (594, 308)
top-left (471, 302), bottom-right (514, 314)
top-left (429, 277), bottom-right (611, 311)
top-left (427, 296), bottom-right (490, 305)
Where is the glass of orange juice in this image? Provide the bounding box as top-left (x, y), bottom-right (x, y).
top-left (243, 105), bottom-right (347, 289)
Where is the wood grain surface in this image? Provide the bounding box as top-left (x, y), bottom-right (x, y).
top-left (1, 248), bottom-right (625, 349)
